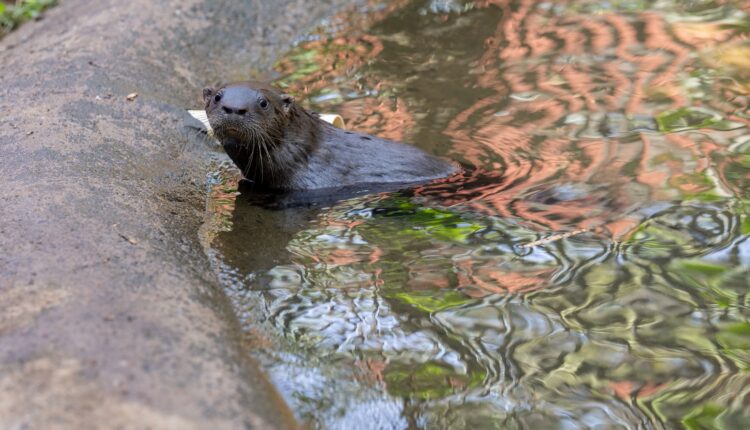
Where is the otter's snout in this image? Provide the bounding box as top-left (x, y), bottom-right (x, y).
top-left (216, 87), bottom-right (256, 116)
top-left (220, 105), bottom-right (248, 115)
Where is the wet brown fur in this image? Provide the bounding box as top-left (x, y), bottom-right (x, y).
top-left (203, 81), bottom-right (457, 191)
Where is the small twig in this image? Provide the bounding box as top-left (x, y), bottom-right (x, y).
top-left (112, 224), bottom-right (138, 245)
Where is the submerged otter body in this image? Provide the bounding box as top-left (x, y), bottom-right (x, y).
top-left (202, 82), bottom-right (457, 191)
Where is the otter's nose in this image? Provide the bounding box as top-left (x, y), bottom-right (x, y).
top-left (221, 105), bottom-right (248, 116)
top-left (218, 86), bottom-right (255, 116)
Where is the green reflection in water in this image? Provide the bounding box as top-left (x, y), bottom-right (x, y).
top-left (384, 361), bottom-right (486, 400)
top-left (656, 107), bottom-right (743, 133)
top-left (388, 290), bottom-right (471, 313)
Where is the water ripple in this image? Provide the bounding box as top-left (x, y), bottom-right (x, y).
top-left (204, 0), bottom-right (750, 428)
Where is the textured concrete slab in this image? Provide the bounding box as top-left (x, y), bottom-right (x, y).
top-left (0, 0), bottom-right (347, 428)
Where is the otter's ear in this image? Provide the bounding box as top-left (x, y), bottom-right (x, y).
top-left (202, 87), bottom-right (214, 104)
top-left (281, 94), bottom-right (294, 113)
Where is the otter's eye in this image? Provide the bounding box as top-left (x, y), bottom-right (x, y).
top-left (214, 93), bottom-right (222, 103)
top-left (259, 99), bottom-right (269, 109)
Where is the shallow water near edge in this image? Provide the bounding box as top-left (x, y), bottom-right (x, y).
top-left (203, 1), bottom-right (750, 428)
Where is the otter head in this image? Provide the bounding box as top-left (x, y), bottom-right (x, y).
top-left (202, 82), bottom-right (295, 148)
top-left (202, 82), bottom-right (314, 187)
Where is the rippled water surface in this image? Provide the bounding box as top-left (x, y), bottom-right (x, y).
top-left (203, 1), bottom-right (750, 428)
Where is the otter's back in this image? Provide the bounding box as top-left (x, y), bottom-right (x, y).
top-left (291, 123), bottom-right (456, 190)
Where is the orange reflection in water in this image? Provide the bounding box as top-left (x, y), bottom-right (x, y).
top-left (270, 0), bottom-right (749, 296)
top-left (417, 1), bottom-right (746, 238)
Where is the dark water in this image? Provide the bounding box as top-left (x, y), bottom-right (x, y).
top-left (202, 1), bottom-right (750, 428)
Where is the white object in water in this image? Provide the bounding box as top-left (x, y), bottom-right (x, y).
top-left (187, 110), bottom-right (345, 137)
top-left (318, 114), bottom-right (345, 129)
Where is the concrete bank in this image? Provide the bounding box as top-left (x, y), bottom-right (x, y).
top-left (0, 0), bottom-right (345, 428)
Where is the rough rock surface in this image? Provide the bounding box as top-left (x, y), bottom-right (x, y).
top-left (0, 0), bottom-right (347, 428)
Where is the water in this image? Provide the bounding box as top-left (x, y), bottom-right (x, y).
top-left (201, 1), bottom-right (750, 428)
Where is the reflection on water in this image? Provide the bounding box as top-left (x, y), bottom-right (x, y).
top-left (203, 0), bottom-right (750, 428)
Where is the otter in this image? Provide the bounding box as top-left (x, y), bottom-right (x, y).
top-left (202, 82), bottom-right (458, 192)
